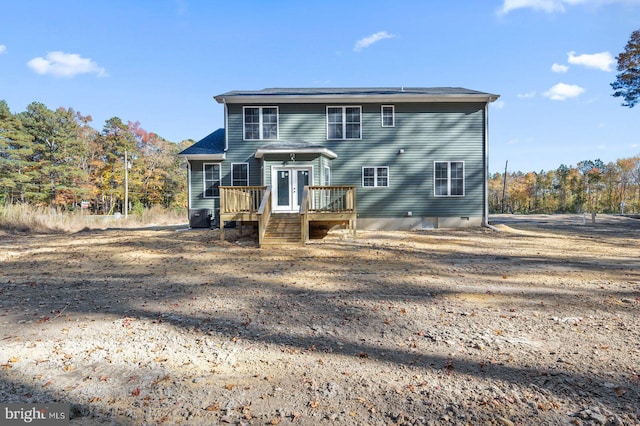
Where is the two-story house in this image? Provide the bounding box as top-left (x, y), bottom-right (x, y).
top-left (178, 87), bottom-right (499, 245)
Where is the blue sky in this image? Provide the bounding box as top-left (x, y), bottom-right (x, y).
top-left (1, 0), bottom-right (639, 174)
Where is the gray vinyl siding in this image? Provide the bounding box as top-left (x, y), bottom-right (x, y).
top-left (222, 102), bottom-right (486, 219)
top-left (188, 160), bottom-right (219, 211)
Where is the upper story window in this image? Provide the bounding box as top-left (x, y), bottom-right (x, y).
top-left (327, 106), bottom-right (361, 140)
top-left (362, 166), bottom-right (389, 188)
top-left (434, 161), bottom-right (465, 197)
top-left (381, 105), bottom-right (395, 127)
top-left (203, 163), bottom-right (221, 197)
top-left (244, 106), bottom-right (278, 140)
top-left (232, 163), bottom-right (249, 186)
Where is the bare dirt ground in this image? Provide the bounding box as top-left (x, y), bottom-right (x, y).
top-left (1, 214), bottom-right (639, 425)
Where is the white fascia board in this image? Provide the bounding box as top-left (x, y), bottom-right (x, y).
top-left (255, 147), bottom-right (337, 159)
top-left (177, 154), bottom-right (226, 161)
top-left (216, 94), bottom-right (500, 104)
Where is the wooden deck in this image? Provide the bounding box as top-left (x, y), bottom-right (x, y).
top-left (219, 185), bottom-right (356, 246)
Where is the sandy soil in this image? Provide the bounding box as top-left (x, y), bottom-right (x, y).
top-left (1, 214), bottom-right (639, 425)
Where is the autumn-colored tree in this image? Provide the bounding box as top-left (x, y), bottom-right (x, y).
top-left (489, 159), bottom-right (640, 215)
top-left (487, 172), bottom-right (504, 213)
top-left (93, 117), bottom-right (137, 214)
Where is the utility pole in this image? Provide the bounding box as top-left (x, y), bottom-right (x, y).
top-left (501, 160), bottom-right (508, 213)
top-left (124, 150), bottom-right (128, 218)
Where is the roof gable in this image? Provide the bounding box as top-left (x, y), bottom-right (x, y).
top-left (178, 128), bottom-right (225, 159)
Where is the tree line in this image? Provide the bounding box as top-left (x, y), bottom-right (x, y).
top-left (0, 100), bottom-right (192, 214)
top-left (3, 98), bottom-right (639, 217)
top-left (489, 158), bottom-right (640, 215)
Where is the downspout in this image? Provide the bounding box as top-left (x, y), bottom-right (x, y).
top-left (483, 101), bottom-right (499, 232)
top-left (187, 160), bottom-right (192, 211)
top-left (223, 98), bottom-right (228, 152)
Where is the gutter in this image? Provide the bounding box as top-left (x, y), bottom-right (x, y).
top-left (482, 102), bottom-right (499, 232)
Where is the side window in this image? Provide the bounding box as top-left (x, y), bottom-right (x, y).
top-left (203, 163), bottom-right (221, 197)
top-left (232, 163), bottom-right (249, 186)
top-left (381, 105), bottom-right (395, 127)
top-left (434, 161), bottom-right (464, 196)
top-left (362, 166), bottom-right (389, 187)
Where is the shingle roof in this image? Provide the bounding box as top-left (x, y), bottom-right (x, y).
top-left (178, 128), bottom-right (225, 156)
top-left (254, 141), bottom-right (337, 159)
top-left (217, 87), bottom-right (493, 97)
top-left (214, 87), bottom-right (499, 104)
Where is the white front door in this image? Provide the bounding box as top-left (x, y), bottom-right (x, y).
top-left (272, 167), bottom-right (311, 213)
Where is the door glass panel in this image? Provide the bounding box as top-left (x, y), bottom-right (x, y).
top-left (277, 170), bottom-right (289, 206)
top-left (297, 170), bottom-right (309, 206)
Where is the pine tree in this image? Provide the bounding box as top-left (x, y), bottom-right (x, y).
top-left (612, 29), bottom-right (640, 108)
top-left (18, 102), bottom-right (88, 208)
top-left (0, 100), bottom-right (35, 203)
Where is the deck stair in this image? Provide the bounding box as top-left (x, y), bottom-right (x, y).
top-left (261, 214), bottom-right (302, 245)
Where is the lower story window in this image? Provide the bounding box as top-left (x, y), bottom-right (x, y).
top-left (434, 161), bottom-right (464, 196)
top-left (232, 163), bottom-right (249, 186)
top-left (204, 163), bottom-right (220, 197)
top-left (362, 166), bottom-right (389, 187)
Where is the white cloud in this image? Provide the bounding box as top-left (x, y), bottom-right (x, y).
top-left (492, 100), bottom-right (506, 109)
top-left (354, 31), bottom-right (396, 52)
top-left (498, 0), bottom-right (569, 15)
top-left (0, 44), bottom-right (7, 54)
top-left (517, 91), bottom-right (537, 99)
top-left (498, 0), bottom-right (639, 15)
top-left (551, 63), bottom-right (569, 73)
top-left (567, 51), bottom-right (615, 72)
top-left (27, 51), bottom-right (108, 78)
top-left (543, 83), bottom-right (585, 100)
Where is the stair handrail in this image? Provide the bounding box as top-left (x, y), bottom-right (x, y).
top-left (299, 186), bottom-right (310, 244)
top-left (257, 186), bottom-right (272, 246)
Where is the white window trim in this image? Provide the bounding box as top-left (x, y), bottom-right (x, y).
top-left (203, 163), bottom-right (221, 198)
top-left (243, 106), bottom-right (279, 141)
top-left (381, 105), bottom-right (395, 127)
top-left (231, 162), bottom-right (249, 186)
top-left (323, 166), bottom-right (331, 186)
top-left (433, 161), bottom-right (465, 197)
top-left (326, 106), bottom-right (362, 140)
top-left (362, 166), bottom-right (389, 188)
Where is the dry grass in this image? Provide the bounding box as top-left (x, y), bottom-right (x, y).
top-left (0, 204), bottom-right (186, 234)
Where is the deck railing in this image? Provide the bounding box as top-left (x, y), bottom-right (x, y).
top-left (301, 185), bottom-right (357, 243)
top-left (305, 186), bottom-right (356, 213)
top-left (220, 185), bottom-right (355, 245)
top-left (219, 186), bottom-right (267, 242)
top-left (219, 186), bottom-right (266, 214)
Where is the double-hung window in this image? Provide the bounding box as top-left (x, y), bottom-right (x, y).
top-left (244, 106), bottom-right (278, 140)
top-left (381, 105), bottom-right (395, 127)
top-left (231, 163), bottom-right (249, 186)
top-left (203, 163), bottom-right (221, 197)
top-left (327, 106), bottom-right (361, 140)
top-left (434, 161), bottom-right (465, 197)
top-left (362, 166), bottom-right (389, 188)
